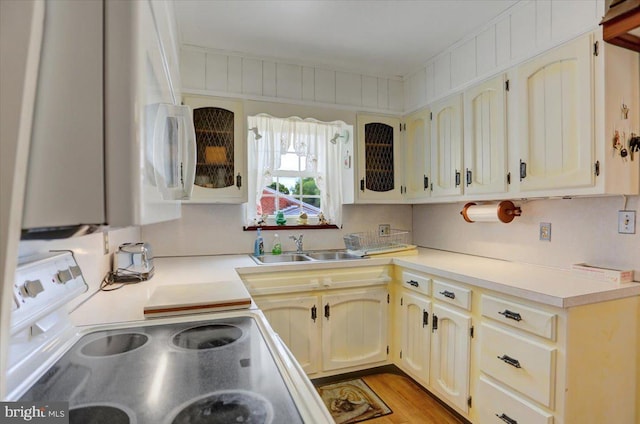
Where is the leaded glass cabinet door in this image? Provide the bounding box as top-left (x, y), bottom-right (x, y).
top-left (356, 114), bottom-right (402, 202)
top-left (182, 96), bottom-right (246, 203)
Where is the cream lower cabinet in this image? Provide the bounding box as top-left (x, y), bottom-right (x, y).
top-left (255, 288), bottom-right (388, 376)
top-left (475, 291), bottom-right (638, 424)
top-left (430, 301), bottom-right (472, 414)
top-left (399, 290), bottom-right (432, 387)
top-left (321, 288), bottom-right (389, 371)
top-left (256, 295), bottom-right (320, 375)
top-left (244, 265), bottom-right (391, 377)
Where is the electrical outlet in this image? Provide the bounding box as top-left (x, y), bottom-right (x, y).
top-left (618, 210), bottom-right (636, 234)
top-left (378, 224), bottom-right (391, 237)
top-left (539, 222), bottom-right (551, 241)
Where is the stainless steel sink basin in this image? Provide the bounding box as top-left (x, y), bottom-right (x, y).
top-left (250, 250), bottom-right (365, 264)
top-left (252, 254), bottom-right (312, 264)
top-left (305, 251), bottom-right (363, 261)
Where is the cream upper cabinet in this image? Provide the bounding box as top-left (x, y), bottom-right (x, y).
top-left (399, 290), bottom-right (432, 387)
top-left (322, 288), bottom-right (389, 372)
top-left (403, 108), bottom-right (431, 202)
top-left (516, 34), bottom-right (594, 192)
top-left (463, 75), bottom-right (508, 195)
top-left (182, 95), bottom-right (247, 203)
top-left (356, 114), bottom-right (403, 202)
top-left (430, 301), bottom-right (472, 414)
top-left (430, 94), bottom-right (464, 197)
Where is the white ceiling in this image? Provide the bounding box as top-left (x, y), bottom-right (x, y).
top-left (175, 0), bottom-right (520, 78)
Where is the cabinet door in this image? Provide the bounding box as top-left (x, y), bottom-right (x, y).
top-left (255, 295), bottom-right (320, 375)
top-left (463, 75), bottom-right (508, 195)
top-left (322, 288), bottom-right (389, 371)
top-left (400, 291), bottom-right (432, 386)
top-left (356, 114), bottom-right (403, 201)
top-left (183, 96), bottom-right (246, 203)
top-left (517, 34), bottom-right (594, 191)
top-left (430, 303), bottom-right (472, 413)
top-left (403, 109), bottom-right (431, 202)
top-left (430, 95), bottom-right (463, 197)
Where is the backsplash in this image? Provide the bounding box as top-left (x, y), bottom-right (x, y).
top-left (412, 195), bottom-right (640, 278)
top-left (142, 204), bottom-right (413, 256)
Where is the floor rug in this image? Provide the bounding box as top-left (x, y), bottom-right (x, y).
top-left (316, 378), bottom-right (392, 424)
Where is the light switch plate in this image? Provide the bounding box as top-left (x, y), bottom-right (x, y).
top-left (539, 222), bottom-right (551, 241)
top-left (618, 210), bottom-right (636, 234)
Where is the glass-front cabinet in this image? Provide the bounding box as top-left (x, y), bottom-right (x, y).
top-left (182, 95), bottom-right (246, 203)
top-left (356, 114), bottom-right (403, 202)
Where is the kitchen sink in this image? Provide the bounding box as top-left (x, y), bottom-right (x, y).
top-left (251, 250), bottom-right (365, 264)
top-left (305, 251), bottom-right (363, 261)
top-left (252, 254), bottom-right (312, 263)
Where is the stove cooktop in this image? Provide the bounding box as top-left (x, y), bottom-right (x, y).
top-left (19, 316), bottom-right (303, 424)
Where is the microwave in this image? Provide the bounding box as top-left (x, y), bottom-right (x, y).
top-left (20, 0), bottom-right (195, 239)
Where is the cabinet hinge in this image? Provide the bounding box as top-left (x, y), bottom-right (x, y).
top-left (324, 303), bottom-right (330, 319)
top-left (400, 350), bottom-right (402, 359)
top-left (593, 41), bottom-right (599, 56)
top-left (387, 293), bottom-right (390, 304)
top-left (423, 175), bottom-right (429, 191)
top-left (505, 79), bottom-right (510, 91)
top-left (594, 160), bottom-right (600, 177)
top-left (386, 346), bottom-right (389, 355)
top-left (467, 396), bottom-right (472, 408)
top-left (432, 315), bottom-right (438, 332)
top-left (236, 173), bottom-right (242, 189)
top-left (430, 112), bottom-right (433, 121)
top-left (470, 325), bottom-right (474, 338)
top-left (400, 297), bottom-right (403, 306)
top-left (507, 172), bottom-right (511, 185)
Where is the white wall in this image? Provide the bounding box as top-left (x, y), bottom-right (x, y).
top-left (412, 196), bottom-right (640, 276)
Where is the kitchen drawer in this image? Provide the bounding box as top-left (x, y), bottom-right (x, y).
top-left (480, 323), bottom-right (556, 408)
top-left (476, 376), bottom-right (554, 424)
top-left (482, 294), bottom-right (557, 340)
top-left (432, 279), bottom-right (471, 310)
top-left (401, 271), bottom-right (430, 295)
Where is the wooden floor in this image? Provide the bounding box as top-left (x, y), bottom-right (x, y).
top-left (359, 373), bottom-right (463, 424)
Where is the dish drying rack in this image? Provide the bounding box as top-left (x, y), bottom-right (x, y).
top-left (343, 229), bottom-right (414, 256)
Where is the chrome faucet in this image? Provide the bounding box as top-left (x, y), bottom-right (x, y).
top-left (289, 235), bottom-right (304, 253)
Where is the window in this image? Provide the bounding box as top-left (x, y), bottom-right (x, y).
top-left (245, 114), bottom-right (351, 228)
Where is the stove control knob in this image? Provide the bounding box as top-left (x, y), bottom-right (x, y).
top-left (21, 279), bottom-right (44, 298)
top-left (57, 269), bottom-right (72, 284)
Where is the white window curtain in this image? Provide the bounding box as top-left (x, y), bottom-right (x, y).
top-left (246, 114), bottom-right (346, 227)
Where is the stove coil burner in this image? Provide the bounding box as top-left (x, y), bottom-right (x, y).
top-left (80, 333), bottom-right (148, 357)
top-left (70, 404), bottom-right (134, 424)
top-left (169, 390), bottom-right (274, 424)
top-left (172, 324), bottom-right (243, 350)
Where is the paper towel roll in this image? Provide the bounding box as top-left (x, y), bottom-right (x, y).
top-left (460, 201), bottom-right (522, 223)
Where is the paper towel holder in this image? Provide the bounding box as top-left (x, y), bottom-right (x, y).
top-left (460, 201), bottom-right (522, 223)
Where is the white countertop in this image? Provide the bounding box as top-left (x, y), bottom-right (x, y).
top-left (71, 248), bottom-right (640, 327)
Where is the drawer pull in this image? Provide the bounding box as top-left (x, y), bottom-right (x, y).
top-left (439, 290), bottom-right (456, 299)
top-left (407, 280), bottom-right (419, 287)
top-left (498, 309), bottom-right (522, 322)
top-left (497, 354), bottom-right (522, 368)
top-left (496, 413), bottom-right (518, 424)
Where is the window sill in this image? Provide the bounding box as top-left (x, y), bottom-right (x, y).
top-left (244, 224), bottom-right (339, 231)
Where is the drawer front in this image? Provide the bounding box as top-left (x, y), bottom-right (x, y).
top-left (482, 294), bottom-right (557, 340)
top-left (476, 376), bottom-right (554, 424)
top-left (480, 323), bottom-right (556, 408)
top-left (432, 279), bottom-right (471, 310)
top-left (401, 271), bottom-right (431, 295)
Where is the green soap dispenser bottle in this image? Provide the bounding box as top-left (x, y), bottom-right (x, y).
top-left (271, 233), bottom-right (282, 255)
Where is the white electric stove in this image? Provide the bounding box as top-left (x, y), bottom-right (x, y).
top-left (6, 251), bottom-right (332, 423)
